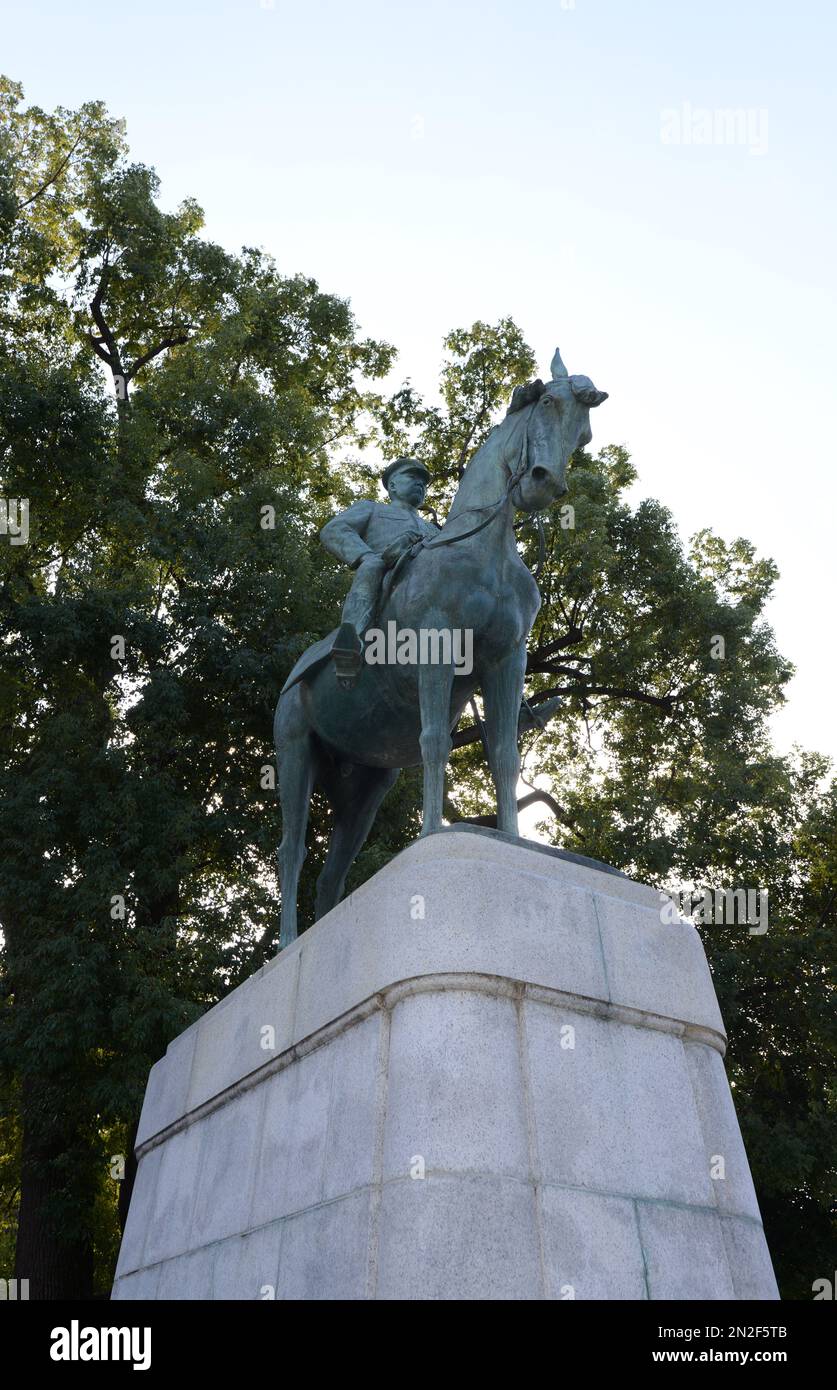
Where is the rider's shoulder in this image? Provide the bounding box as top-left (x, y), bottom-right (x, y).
top-left (332, 497), bottom-right (376, 522)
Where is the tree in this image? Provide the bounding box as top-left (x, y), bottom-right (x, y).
top-left (0, 77), bottom-right (396, 1297)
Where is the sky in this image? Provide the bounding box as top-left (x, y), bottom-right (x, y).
top-left (4, 0), bottom-right (836, 762)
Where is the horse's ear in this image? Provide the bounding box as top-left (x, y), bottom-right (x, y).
top-left (550, 347), bottom-right (569, 380)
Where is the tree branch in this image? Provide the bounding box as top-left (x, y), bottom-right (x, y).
top-left (527, 628), bottom-right (586, 664)
top-left (128, 335), bottom-right (190, 378)
top-left (529, 682), bottom-right (676, 714)
top-left (89, 267), bottom-right (122, 377)
top-left (526, 661), bottom-right (593, 678)
top-left (451, 674), bottom-right (674, 756)
top-left (16, 129), bottom-right (85, 211)
top-left (451, 693), bottom-right (563, 750)
top-left (449, 789), bottom-right (580, 836)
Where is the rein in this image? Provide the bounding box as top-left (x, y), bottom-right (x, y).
top-left (420, 422), bottom-right (530, 552)
top-left (415, 419), bottom-right (547, 578)
top-left (384, 416), bottom-right (548, 593)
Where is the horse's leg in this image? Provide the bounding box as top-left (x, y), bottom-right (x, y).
top-left (481, 649), bottom-right (527, 836)
top-left (418, 658), bottom-right (455, 835)
top-left (314, 764), bottom-right (400, 919)
top-left (275, 687), bottom-right (316, 950)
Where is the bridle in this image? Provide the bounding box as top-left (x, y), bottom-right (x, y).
top-left (419, 419), bottom-right (532, 552)
top-left (411, 415), bottom-right (548, 578)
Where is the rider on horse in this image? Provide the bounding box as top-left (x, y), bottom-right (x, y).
top-left (320, 457), bottom-right (439, 686)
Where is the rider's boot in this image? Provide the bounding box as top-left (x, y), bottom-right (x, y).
top-left (330, 621), bottom-right (364, 689)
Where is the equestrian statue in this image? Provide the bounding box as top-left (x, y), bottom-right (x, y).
top-left (274, 347), bottom-right (608, 949)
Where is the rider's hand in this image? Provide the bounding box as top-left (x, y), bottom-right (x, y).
top-left (381, 531), bottom-right (422, 567)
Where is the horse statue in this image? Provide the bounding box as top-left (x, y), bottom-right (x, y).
top-left (273, 347), bottom-right (608, 949)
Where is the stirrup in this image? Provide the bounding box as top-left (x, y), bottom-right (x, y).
top-left (331, 622), bottom-right (364, 689)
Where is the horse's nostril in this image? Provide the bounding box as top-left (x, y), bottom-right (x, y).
top-left (531, 467), bottom-right (549, 484)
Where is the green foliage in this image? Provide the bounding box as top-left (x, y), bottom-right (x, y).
top-left (0, 1087), bottom-right (20, 1276)
top-left (0, 77), bottom-right (404, 1295)
top-left (0, 77), bottom-right (833, 1299)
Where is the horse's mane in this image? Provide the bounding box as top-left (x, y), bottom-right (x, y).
top-left (507, 373), bottom-right (608, 412)
top-left (455, 376), bottom-right (543, 481)
top-left (506, 379), bottom-right (546, 415)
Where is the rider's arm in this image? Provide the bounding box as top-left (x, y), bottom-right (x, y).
top-left (320, 500), bottom-right (376, 568)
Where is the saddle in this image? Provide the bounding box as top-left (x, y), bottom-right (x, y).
top-left (279, 542), bottom-right (423, 695)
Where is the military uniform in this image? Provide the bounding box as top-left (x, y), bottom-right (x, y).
top-left (319, 458), bottom-right (438, 685)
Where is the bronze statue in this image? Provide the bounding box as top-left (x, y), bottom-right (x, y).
top-left (274, 348), bottom-right (608, 948)
top-left (320, 458), bottom-right (439, 686)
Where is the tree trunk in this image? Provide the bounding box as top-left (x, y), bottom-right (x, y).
top-left (14, 1078), bottom-right (94, 1300)
top-left (118, 1118), bottom-right (139, 1237)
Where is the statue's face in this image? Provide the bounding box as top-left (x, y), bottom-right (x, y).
top-left (513, 375), bottom-right (606, 514)
top-left (388, 470), bottom-right (427, 508)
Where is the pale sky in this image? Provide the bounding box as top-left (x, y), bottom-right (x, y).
top-left (4, 0), bottom-right (836, 761)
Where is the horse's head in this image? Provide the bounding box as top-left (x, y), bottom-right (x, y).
top-left (509, 347), bottom-right (608, 513)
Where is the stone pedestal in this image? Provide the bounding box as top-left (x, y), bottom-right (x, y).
top-left (112, 827), bottom-right (778, 1301)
